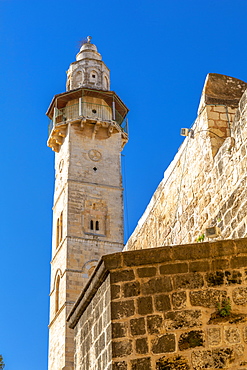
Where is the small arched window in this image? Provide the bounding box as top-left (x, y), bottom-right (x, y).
top-left (90, 71), bottom-right (98, 84)
top-left (56, 218), bottom-right (60, 248)
top-left (74, 70), bottom-right (83, 88)
top-left (55, 275), bottom-right (60, 313)
top-left (56, 211), bottom-right (63, 248)
top-left (60, 212), bottom-right (63, 243)
top-left (95, 221), bottom-right (99, 231)
top-left (104, 76), bottom-right (109, 90)
top-left (90, 220), bottom-right (94, 230)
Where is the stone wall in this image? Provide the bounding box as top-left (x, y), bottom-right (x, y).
top-left (72, 274), bottom-right (112, 370)
top-left (125, 74), bottom-right (247, 251)
top-left (68, 237), bottom-right (247, 370)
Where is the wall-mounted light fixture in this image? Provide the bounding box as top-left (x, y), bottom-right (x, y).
top-left (205, 226), bottom-right (221, 238)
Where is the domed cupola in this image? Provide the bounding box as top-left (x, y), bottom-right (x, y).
top-left (66, 36), bottom-right (110, 91)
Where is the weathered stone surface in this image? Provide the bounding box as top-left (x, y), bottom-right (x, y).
top-left (174, 273), bottom-right (204, 290)
top-left (137, 267), bottom-right (156, 278)
top-left (122, 282), bottom-right (140, 297)
top-left (103, 254), bottom-right (123, 270)
top-left (206, 271), bottom-right (224, 286)
top-left (178, 330), bottom-right (204, 351)
top-left (190, 289), bottom-right (226, 308)
top-left (172, 291), bottom-right (187, 309)
top-left (155, 294), bottom-right (171, 312)
top-left (160, 262), bottom-right (188, 275)
top-left (112, 322), bottom-right (127, 339)
top-left (191, 349), bottom-right (214, 369)
top-left (192, 347), bottom-right (234, 369)
top-left (151, 334), bottom-right (176, 354)
top-left (147, 315), bottom-right (163, 334)
top-left (156, 355), bottom-right (189, 370)
top-left (243, 326), bottom-right (247, 343)
top-left (130, 357), bottom-right (151, 370)
top-left (235, 239), bottom-right (247, 254)
top-left (165, 310), bottom-right (202, 330)
top-left (135, 338), bottom-right (148, 354)
top-left (207, 327), bottom-right (221, 346)
top-left (224, 327), bottom-right (241, 344)
top-left (141, 276), bottom-right (172, 295)
top-left (111, 300), bottom-right (135, 320)
top-left (231, 256), bottom-right (247, 269)
top-left (212, 347), bottom-right (234, 368)
top-left (189, 260), bottom-right (210, 272)
top-left (112, 361), bottom-right (127, 370)
top-left (137, 296), bottom-right (153, 315)
top-left (233, 287), bottom-right (247, 305)
top-left (172, 244), bottom-right (211, 261)
top-left (111, 284), bottom-right (121, 300)
top-left (95, 333), bottom-right (105, 357)
top-left (123, 248), bottom-right (171, 266)
top-left (130, 318), bottom-right (146, 336)
top-left (111, 269), bottom-right (135, 283)
top-left (112, 340), bottom-right (132, 358)
top-left (225, 270), bottom-right (242, 285)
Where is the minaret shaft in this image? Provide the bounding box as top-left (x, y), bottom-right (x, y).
top-left (47, 41), bottom-right (128, 370)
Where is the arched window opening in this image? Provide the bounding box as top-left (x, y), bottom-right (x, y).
top-left (55, 275), bottom-right (60, 313)
top-left (90, 71), bottom-right (98, 84)
top-left (90, 220), bottom-right (94, 230)
top-left (59, 212), bottom-right (63, 243)
top-left (74, 70), bottom-right (83, 88)
top-left (56, 218), bottom-right (60, 248)
top-left (104, 76), bottom-right (109, 90)
top-left (96, 221), bottom-right (99, 231)
top-left (56, 211), bottom-right (63, 248)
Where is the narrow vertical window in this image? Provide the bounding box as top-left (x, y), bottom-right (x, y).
top-left (56, 211), bottom-right (63, 248)
top-left (104, 76), bottom-right (109, 90)
top-left (95, 221), bottom-right (99, 231)
top-left (55, 275), bottom-right (60, 313)
top-left (56, 218), bottom-right (60, 248)
top-left (59, 212), bottom-right (63, 243)
top-left (90, 220), bottom-right (94, 230)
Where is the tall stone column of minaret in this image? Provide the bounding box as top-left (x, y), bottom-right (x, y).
top-left (46, 37), bottom-right (129, 370)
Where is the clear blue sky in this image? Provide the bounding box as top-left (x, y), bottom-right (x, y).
top-left (1, 0), bottom-right (247, 369)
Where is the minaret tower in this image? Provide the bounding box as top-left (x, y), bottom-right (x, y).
top-left (46, 37), bottom-right (128, 370)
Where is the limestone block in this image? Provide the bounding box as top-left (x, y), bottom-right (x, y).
top-left (135, 338), bottom-right (149, 354)
top-left (174, 273), bottom-right (204, 290)
top-left (137, 296), bottom-right (153, 315)
top-left (111, 300), bottom-right (135, 320)
top-left (165, 310), bottom-right (202, 330)
top-left (112, 340), bottom-right (132, 358)
top-left (207, 327), bottom-right (221, 346)
top-left (178, 330), bottom-right (204, 351)
top-left (151, 334), bottom-right (176, 354)
top-left (130, 358), bottom-right (151, 370)
top-left (232, 287), bottom-right (247, 305)
top-left (147, 315), bottom-right (163, 334)
top-left (155, 294), bottom-right (171, 312)
top-left (190, 289), bottom-right (226, 308)
top-left (171, 291), bottom-right (187, 310)
top-left (141, 277), bottom-right (172, 295)
top-left (224, 327), bottom-right (241, 344)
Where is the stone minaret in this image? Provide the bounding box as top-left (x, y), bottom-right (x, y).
top-left (46, 37), bottom-right (128, 370)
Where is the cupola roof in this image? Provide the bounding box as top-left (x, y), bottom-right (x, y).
top-left (76, 37), bottom-right (102, 61)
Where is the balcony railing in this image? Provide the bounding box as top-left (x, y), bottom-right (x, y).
top-left (48, 101), bottom-right (128, 138)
